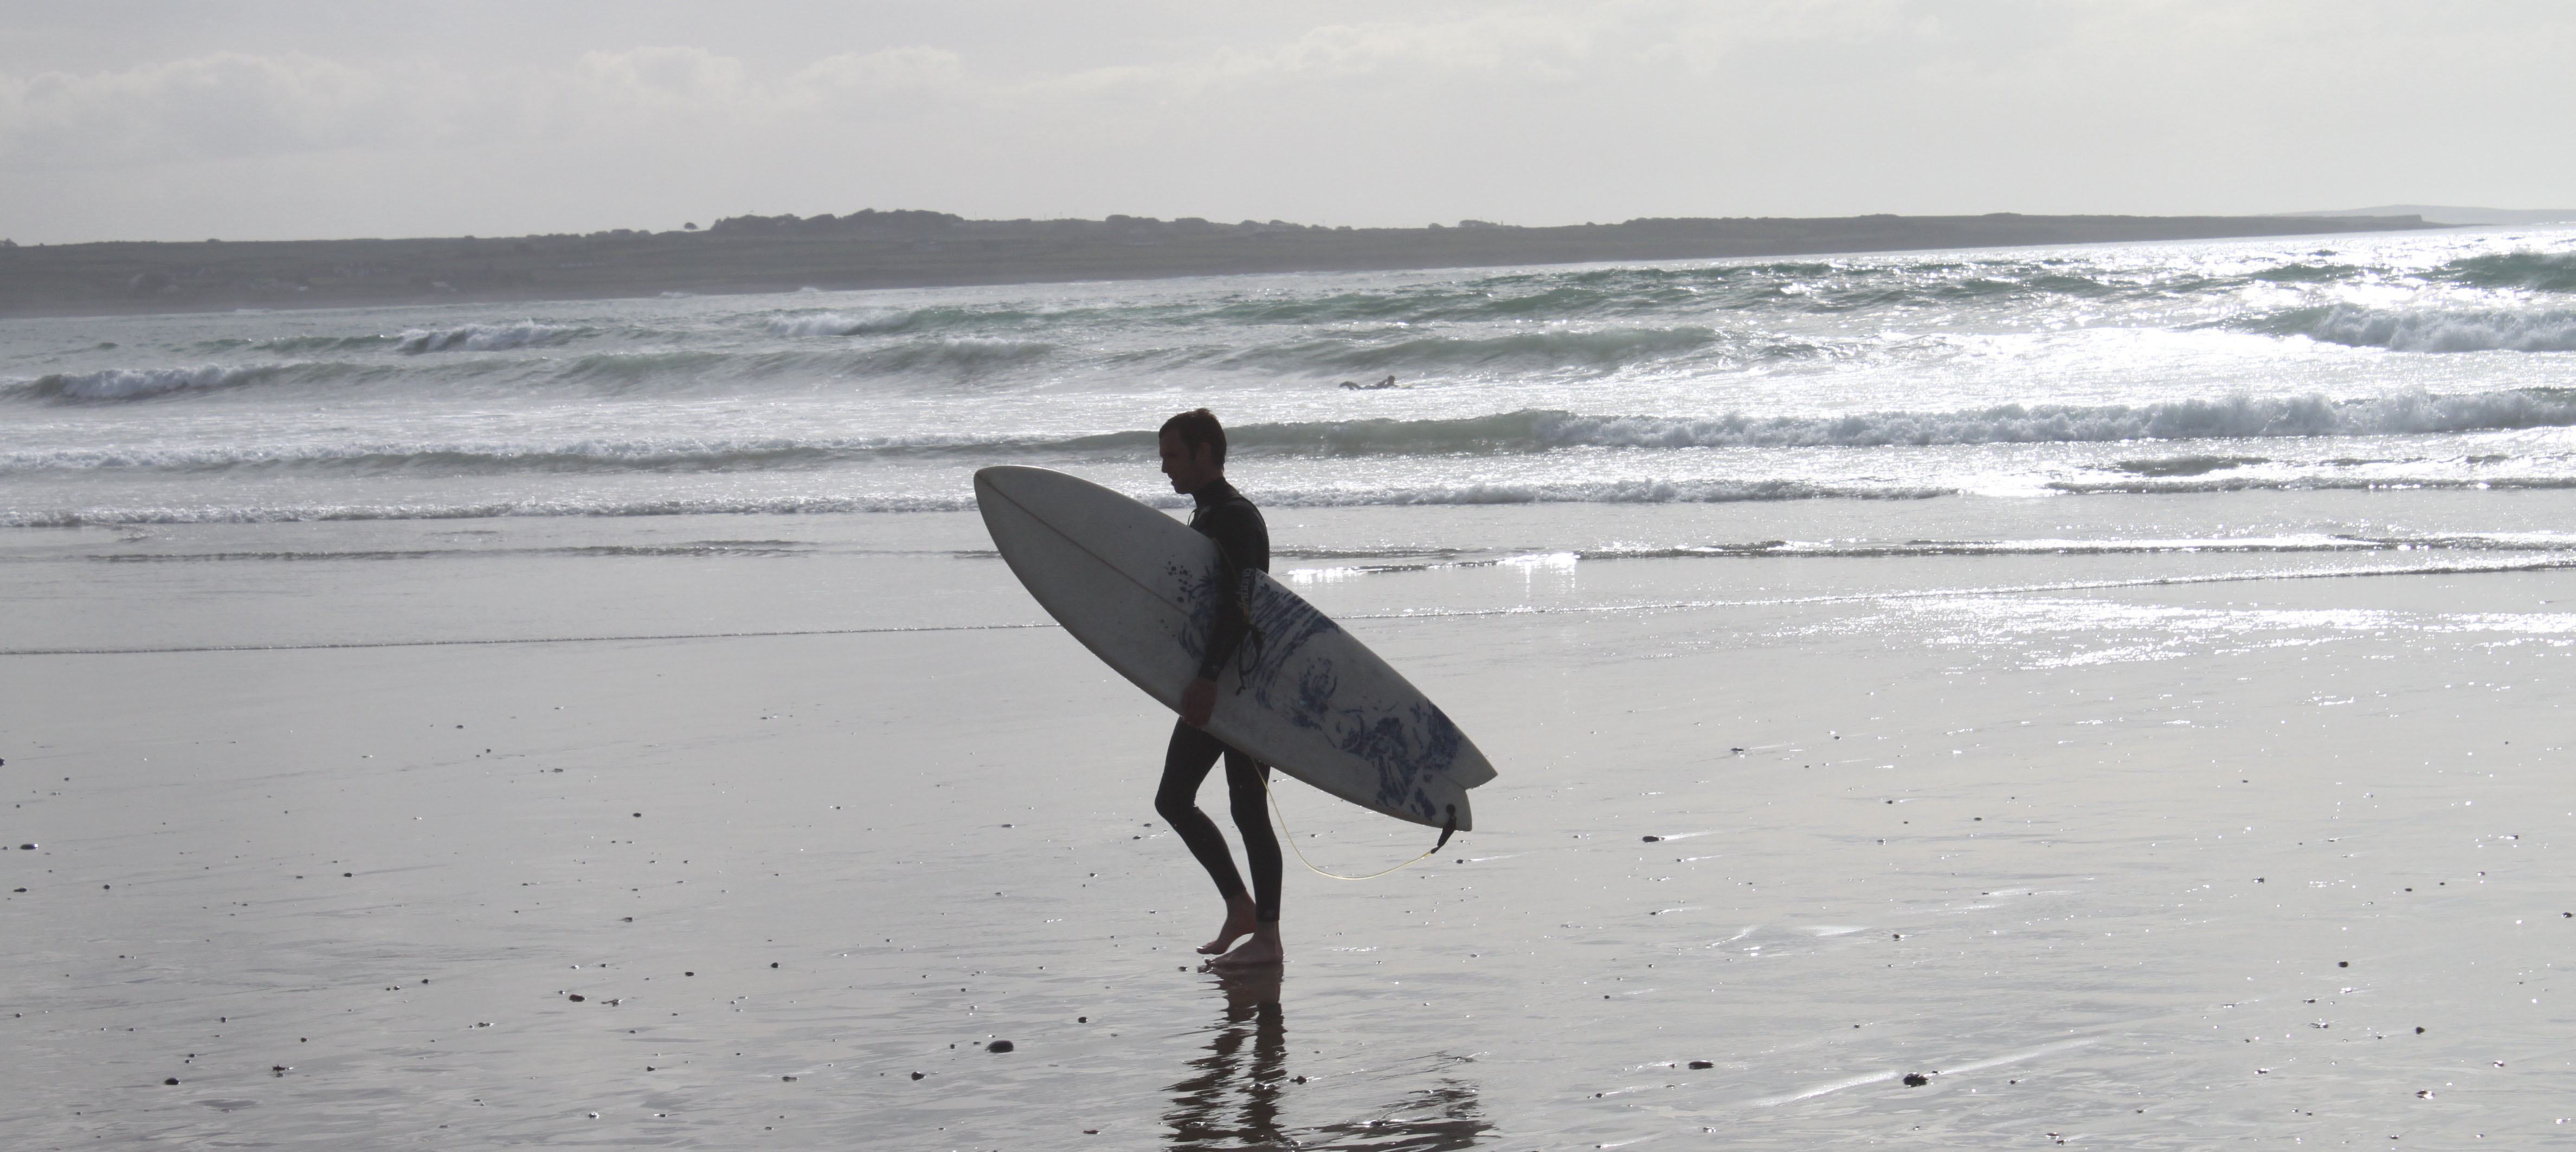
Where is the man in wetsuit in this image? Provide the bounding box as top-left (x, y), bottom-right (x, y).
top-left (1154, 408), bottom-right (1283, 968)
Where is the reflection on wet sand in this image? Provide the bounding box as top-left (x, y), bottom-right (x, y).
top-left (1165, 968), bottom-right (1491, 1150)
top-left (1165, 968), bottom-right (1287, 1148)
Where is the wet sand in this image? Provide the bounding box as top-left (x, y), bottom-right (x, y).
top-left (6, 508), bottom-right (2573, 1147)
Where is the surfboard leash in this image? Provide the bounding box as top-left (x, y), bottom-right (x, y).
top-left (1261, 769), bottom-right (1458, 881)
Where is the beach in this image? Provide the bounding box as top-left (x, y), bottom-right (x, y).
top-left (8, 493), bottom-right (2574, 1147)
top-left (7, 226), bottom-right (2576, 1146)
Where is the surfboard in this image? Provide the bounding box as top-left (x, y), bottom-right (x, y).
top-left (975, 465), bottom-right (1495, 832)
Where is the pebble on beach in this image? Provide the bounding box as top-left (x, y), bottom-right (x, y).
top-left (1902, 1073), bottom-right (1929, 1087)
top-left (1641, 835), bottom-right (1661, 843)
top-left (1688, 1060), bottom-right (1713, 1070)
top-left (910, 1071), bottom-right (925, 1080)
top-left (987, 1040), bottom-right (1014, 1053)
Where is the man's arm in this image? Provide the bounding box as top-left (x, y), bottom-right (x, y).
top-left (1184, 502), bottom-right (1260, 727)
top-left (1195, 504), bottom-right (1259, 680)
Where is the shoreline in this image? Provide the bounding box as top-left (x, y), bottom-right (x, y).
top-left (0, 211), bottom-right (2446, 320)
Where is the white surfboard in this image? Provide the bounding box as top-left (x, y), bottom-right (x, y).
top-left (975, 465), bottom-right (1495, 832)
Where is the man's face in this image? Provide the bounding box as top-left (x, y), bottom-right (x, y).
top-left (1159, 430), bottom-right (1218, 493)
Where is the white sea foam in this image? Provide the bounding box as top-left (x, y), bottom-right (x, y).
top-left (764, 309), bottom-right (913, 336)
top-left (15, 363), bottom-right (276, 400)
top-left (395, 321), bottom-right (583, 353)
top-left (0, 431), bottom-right (1034, 474)
top-left (1527, 391), bottom-right (2576, 449)
top-left (2297, 303), bottom-right (2576, 352)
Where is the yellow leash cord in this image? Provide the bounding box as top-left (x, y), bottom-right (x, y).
top-left (1261, 768), bottom-right (1450, 881)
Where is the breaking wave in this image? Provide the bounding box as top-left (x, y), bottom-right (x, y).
top-left (1216, 327), bottom-right (1724, 374)
top-left (0, 432), bottom-right (1032, 475)
top-left (1, 480), bottom-right (1953, 527)
top-left (4, 363), bottom-right (296, 400)
top-left (1083, 392), bottom-right (2576, 455)
top-left (19, 388), bottom-right (2573, 473)
top-left (396, 321), bottom-right (585, 353)
top-left (2437, 250), bottom-right (2576, 293)
top-left (764, 309), bottom-right (916, 336)
top-left (2281, 303), bottom-right (2576, 352)
top-left (2, 336), bottom-right (1062, 404)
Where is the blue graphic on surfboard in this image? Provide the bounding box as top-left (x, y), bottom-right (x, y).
top-left (975, 465), bottom-right (1495, 831)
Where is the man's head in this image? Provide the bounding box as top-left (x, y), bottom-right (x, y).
top-left (1158, 408), bottom-right (1227, 494)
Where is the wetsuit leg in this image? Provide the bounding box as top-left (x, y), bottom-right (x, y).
top-left (1222, 750), bottom-right (1283, 923)
top-left (1156, 720), bottom-right (1248, 905)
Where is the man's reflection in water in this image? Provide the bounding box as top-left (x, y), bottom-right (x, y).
top-left (1164, 969), bottom-right (1490, 1150)
top-left (1165, 968), bottom-right (1287, 1147)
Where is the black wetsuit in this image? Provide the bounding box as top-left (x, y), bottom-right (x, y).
top-left (1153, 478), bottom-right (1281, 924)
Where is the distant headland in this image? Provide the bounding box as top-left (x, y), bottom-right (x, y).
top-left (0, 209), bottom-right (2453, 318)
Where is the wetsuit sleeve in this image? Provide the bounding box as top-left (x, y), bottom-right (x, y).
top-left (1195, 503), bottom-right (1265, 681)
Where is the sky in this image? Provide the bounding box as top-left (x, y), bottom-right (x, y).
top-left (2, 0), bottom-right (2571, 244)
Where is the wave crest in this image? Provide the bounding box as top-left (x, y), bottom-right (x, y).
top-left (1174, 392), bottom-right (2576, 455)
top-left (765, 309), bottom-right (916, 336)
top-left (2439, 250), bottom-right (2576, 293)
top-left (2289, 303), bottom-right (2576, 352)
top-left (1221, 327), bottom-right (1722, 375)
top-left (7, 363), bottom-right (287, 401)
top-left (396, 321), bottom-right (584, 353)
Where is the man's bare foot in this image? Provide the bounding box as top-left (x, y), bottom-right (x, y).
top-left (1209, 922), bottom-right (1284, 968)
top-left (1196, 896), bottom-right (1258, 955)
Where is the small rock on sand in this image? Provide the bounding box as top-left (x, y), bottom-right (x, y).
top-left (1902, 1073), bottom-right (1929, 1087)
top-left (988, 1040), bottom-right (1014, 1053)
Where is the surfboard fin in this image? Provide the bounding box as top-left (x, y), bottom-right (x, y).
top-left (1432, 804), bottom-right (1458, 853)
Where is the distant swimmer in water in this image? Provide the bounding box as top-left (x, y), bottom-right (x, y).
top-left (1339, 375), bottom-right (1401, 391)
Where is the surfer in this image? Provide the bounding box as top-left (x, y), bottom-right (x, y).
top-left (1154, 408), bottom-right (1284, 968)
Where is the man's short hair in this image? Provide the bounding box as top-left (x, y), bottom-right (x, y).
top-left (1160, 408), bottom-right (1227, 467)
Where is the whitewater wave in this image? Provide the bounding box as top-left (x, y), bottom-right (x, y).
top-left (3, 495), bottom-right (979, 527)
top-left (1220, 327), bottom-right (1724, 375)
top-left (1083, 393), bottom-right (2576, 456)
top-left (2049, 475), bottom-right (2576, 495)
top-left (23, 470), bottom-right (2576, 528)
top-left (1557, 391), bottom-right (2576, 448)
top-left (765, 309), bottom-right (915, 336)
top-left (2438, 250), bottom-right (2576, 293)
top-left (2284, 303), bottom-right (2576, 352)
top-left (4, 363), bottom-right (291, 401)
top-left (0, 432), bottom-right (1038, 475)
top-left (17, 389), bottom-right (2574, 471)
top-left (1577, 531), bottom-right (2576, 560)
top-left (4, 334), bottom-right (1066, 403)
top-left (1, 480), bottom-right (1950, 527)
top-left (397, 321), bottom-right (584, 353)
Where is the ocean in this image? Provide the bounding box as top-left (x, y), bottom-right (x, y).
top-left (5, 226), bottom-right (2573, 1147)
top-left (9, 226), bottom-right (2576, 526)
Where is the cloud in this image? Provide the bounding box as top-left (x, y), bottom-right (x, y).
top-left (0, 11), bottom-right (1619, 171)
top-left (2, 2), bottom-right (2569, 241)
top-left (0, 51), bottom-right (460, 168)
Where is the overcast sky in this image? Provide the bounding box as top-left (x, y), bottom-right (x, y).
top-left (3, 0), bottom-right (2570, 243)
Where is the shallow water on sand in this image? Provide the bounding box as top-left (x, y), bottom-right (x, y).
top-left (7, 495), bottom-right (2572, 1147)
